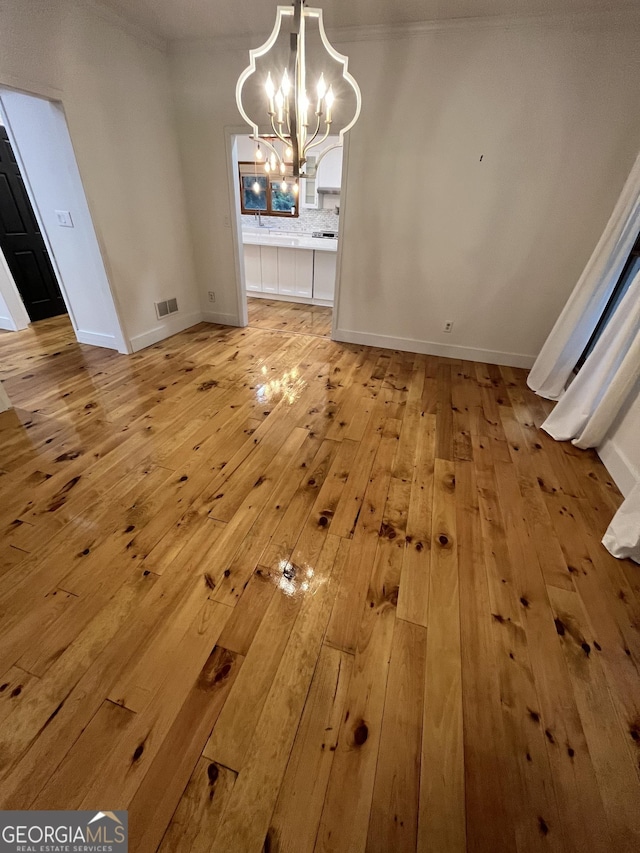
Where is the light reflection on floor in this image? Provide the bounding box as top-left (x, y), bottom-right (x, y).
top-left (277, 558), bottom-right (318, 598)
top-left (255, 364), bottom-right (305, 405)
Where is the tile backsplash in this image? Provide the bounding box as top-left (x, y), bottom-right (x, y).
top-left (241, 207), bottom-right (339, 234)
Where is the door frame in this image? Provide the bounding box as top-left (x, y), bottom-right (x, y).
top-left (0, 79), bottom-right (129, 353)
top-left (0, 244), bottom-right (30, 331)
top-left (225, 126), bottom-right (250, 328)
top-left (0, 124), bottom-right (68, 324)
top-left (225, 125), bottom-right (351, 338)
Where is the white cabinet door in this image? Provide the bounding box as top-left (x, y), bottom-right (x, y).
top-left (277, 248), bottom-right (296, 296)
top-left (294, 249), bottom-right (314, 298)
top-left (313, 251), bottom-right (336, 302)
top-left (260, 246), bottom-right (278, 294)
top-left (243, 244), bottom-right (262, 292)
top-left (316, 147), bottom-right (342, 189)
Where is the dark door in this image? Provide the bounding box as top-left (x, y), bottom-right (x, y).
top-left (0, 126), bottom-right (66, 321)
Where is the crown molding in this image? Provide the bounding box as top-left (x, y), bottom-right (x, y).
top-left (168, 4), bottom-right (640, 55)
top-left (73, 0), bottom-right (168, 53)
top-left (327, 6), bottom-right (640, 44)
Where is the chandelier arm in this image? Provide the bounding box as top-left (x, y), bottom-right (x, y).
top-left (314, 141), bottom-right (343, 171)
top-left (304, 122), bottom-right (332, 155)
top-left (303, 113), bottom-right (322, 152)
top-left (268, 117), bottom-right (291, 149)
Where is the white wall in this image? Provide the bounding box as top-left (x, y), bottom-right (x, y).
top-left (0, 0), bottom-right (199, 351)
top-left (169, 11), bottom-right (640, 366)
top-left (598, 384), bottom-right (640, 497)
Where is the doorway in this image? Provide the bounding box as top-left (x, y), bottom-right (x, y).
top-left (232, 132), bottom-right (342, 338)
top-left (0, 88), bottom-right (128, 352)
top-left (0, 126), bottom-right (66, 322)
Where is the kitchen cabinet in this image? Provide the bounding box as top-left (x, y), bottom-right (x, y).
top-left (277, 248), bottom-right (313, 298)
top-left (243, 242), bottom-right (335, 304)
top-left (244, 244), bottom-right (262, 292)
top-left (316, 147), bottom-right (342, 191)
top-left (313, 251), bottom-right (337, 301)
top-left (260, 246), bottom-right (278, 294)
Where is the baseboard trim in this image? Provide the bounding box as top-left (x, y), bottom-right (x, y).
top-left (333, 327), bottom-right (536, 368)
top-left (75, 329), bottom-right (119, 350)
top-left (597, 438), bottom-right (638, 498)
top-left (129, 311), bottom-right (204, 353)
top-left (201, 310), bottom-right (243, 327)
top-left (0, 316), bottom-right (18, 332)
top-left (247, 292), bottom-right (333, 308)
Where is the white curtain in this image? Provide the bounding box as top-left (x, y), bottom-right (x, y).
top-left (540, 268), bottom-right (640, 448)
top-left (527, 151), bottom-right (640, 401)
top-left (527, 152), bottom-right (640, 563)
top-left (603, 484), bottom-right (640, 563)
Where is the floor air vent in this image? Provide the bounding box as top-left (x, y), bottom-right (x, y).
top-left (155, 298), bottom-right (179, 319)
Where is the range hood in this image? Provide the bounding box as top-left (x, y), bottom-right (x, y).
top-left (317, 187), bottom-right (341, 195)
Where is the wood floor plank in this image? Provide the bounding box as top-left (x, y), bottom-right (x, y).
top-left (78, 600), bottom-right (233, 810)
top-left (457, 460), bottom-right (517, 853)
top-left (0, 306), bottom-right (635, 853)
top-left (157, 758), bottom-right (237, 853)
top-left (202, 573), bottom-right (302, 772)
top-left (209, 535), bottom-right (347, 853)
top-left (493, 459), bottom-right (613, 853)
top-left (268, 644), bottom-right (354, 853)
top-left (397, 413), bottom-right (435, 627)
top-left (315, 548), bottom-right (398, 852)
top-left (32, 699), bottom-right (136, 809)
top-left (366, 617), bottom-right (427, 853)
top-left (0, 568), bottom-right (160, 808)
top-left (127, 646), bottom-right (243, 853)
top-left (548, 585), bottom-right (640, 853)
top-left (324, 418), bottom-right (399, 654)
top-left (418, 459), bottom-right (466, 853)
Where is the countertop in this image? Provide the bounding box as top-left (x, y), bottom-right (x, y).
top-left (242, 228), bottom-right (338, 253)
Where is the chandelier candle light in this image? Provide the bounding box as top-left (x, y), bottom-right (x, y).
top-left (236, 0), bottom-right (361, 202)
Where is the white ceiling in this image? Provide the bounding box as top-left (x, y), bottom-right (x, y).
top-left (97, 0), bottom-right (634, 42)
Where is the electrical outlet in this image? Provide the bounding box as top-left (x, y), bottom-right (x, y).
top-left (208, 291), bottom-right (216, 303)
top-left (223, 214), bottom-right (231, 228)
top-left (443, 321), bottom-right (453, 333)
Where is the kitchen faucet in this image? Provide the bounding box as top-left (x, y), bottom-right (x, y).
top-left (254, 210), bottom-right (264, 227)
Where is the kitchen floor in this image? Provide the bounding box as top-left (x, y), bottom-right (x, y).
top-left (0, 315), bottom-right (637, 853)
top-left (248, 297), bottom-right (332, 337)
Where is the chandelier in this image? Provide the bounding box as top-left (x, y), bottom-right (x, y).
top-left (236, 0), bottom-right (361, 195)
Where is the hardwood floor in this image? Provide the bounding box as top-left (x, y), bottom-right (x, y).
top-left (247, 296), bottom-right (332, 337)
top-left (0, 312), bottom-right (639, 853)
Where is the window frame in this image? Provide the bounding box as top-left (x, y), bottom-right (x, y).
top-left (574, 230), bottom-right (640, 372)
top-left (238, 161), bottom-right (299, 218)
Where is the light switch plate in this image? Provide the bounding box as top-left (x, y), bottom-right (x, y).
top-left (55, 210), bottom-right (74, 228)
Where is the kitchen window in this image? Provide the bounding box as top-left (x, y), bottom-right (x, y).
top-left (238, 162), bottom-right (298, 218)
